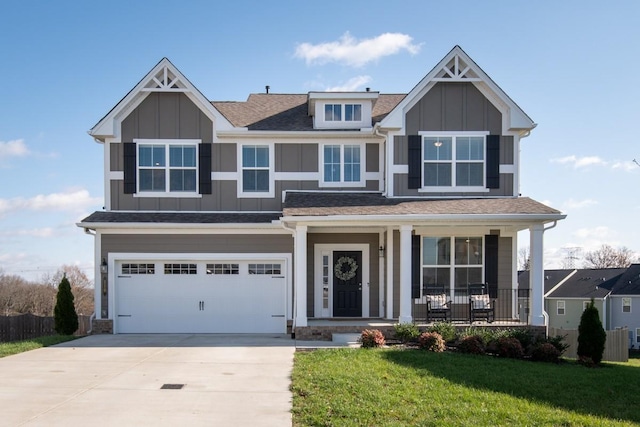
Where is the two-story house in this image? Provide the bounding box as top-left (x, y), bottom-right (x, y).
top-left (79, 46), bottom-right (565, 336)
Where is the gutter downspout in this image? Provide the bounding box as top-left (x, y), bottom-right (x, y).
top-left (373, 123), bottom-right (388, 197)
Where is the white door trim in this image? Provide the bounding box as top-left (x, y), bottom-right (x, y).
top-left (313, 244), bottom-right (370, 318)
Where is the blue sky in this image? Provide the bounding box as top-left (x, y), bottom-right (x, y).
top-left (1, 1), bottom-right (639, 281)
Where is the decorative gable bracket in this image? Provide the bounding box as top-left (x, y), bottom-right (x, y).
top-left (432, 54), bottom-right (481, 82)
top-left (141, 66), bottom-right (188, 92)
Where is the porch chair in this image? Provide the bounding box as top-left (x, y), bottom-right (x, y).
top-left (468, 283), bottom-right (495, 323)
top-left (425, 286), bottom-right (452, 322)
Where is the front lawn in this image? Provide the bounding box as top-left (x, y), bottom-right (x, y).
top-left (292, 349), bottom-right (640, 426)
top-left (0, 335), bottom-right (78, 358)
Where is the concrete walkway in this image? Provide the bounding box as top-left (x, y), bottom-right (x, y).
top-left (0, 334), bottom-right (306, 426)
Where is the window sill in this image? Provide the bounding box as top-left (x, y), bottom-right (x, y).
top-left (319, 182), bottom-right (366, 188)
top-left (418, 187), bottom-right (490, 193)
top-left (134, 192), bottom-right (203, 198)
top-left (238, 191), bottom-right (275, 199)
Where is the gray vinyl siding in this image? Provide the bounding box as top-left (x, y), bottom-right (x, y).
top-left (609, 296), bottom-right (639, 347)
top-left (113, 93), bottom-right (382, 210)
top-left (394, 82), bottom-right (515, 197)
top-left (547, 298), bottom-right (605, 330)
top-left (306, 233), bottom-right (380, 318)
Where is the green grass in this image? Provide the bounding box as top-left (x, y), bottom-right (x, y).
top-left (0, 335), bottom-right (78, 358)
top-left (292, 349), bottom-right (640, 426)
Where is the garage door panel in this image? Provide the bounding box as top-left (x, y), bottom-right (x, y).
top-left (115, 260), bottom-right (286, 333)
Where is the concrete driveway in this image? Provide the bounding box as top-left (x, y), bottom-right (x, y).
top-left (0, 334), bottom-right (296, 426)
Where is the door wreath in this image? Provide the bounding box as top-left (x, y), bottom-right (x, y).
top-left (334, 256), bottom-right (358, 281)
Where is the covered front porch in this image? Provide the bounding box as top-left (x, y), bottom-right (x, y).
top-left (282, 192), bottom-right (566, 340)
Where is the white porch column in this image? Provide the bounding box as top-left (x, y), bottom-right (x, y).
top-left (385, 226), bottom-right (394, 320)
top-left (294, 225), bottom-right (308, 327)
top-left (399, 225), bottom-right (413, 323)
top-left (529, 223), bottom-right (545, 326)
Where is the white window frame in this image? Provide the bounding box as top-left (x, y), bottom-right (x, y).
top-left (134, 139), bottom-right (201, 198)
top-left (417, 235), bottom-right (484, 303)
top-left (319, 142), bottom-right (365, 187)
top-left (557, 300), bottom-right (566, 315)
top-left (324, 103), bottom-right (363, 122)
top-left (418, 131), bottom-right (490, 193)
top-left (622, 297), bottom-right (632, 313)
top-left (237, 143), bottom-right (274, 198)
top-left (636, 328), bottom-right (640, 344)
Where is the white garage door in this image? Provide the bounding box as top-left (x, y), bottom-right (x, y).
top-left (115, 260), bottom-right (286, 333)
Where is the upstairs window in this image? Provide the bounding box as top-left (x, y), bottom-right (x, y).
top-left (321, 144), bottom-right (363, 187)
top-left (138, 142), bottom-right (197, 193)
top-left (423, 135), bottom-right (484, 188)
top-left (557, 300), bottom-right (566, 315)
top-left (623, 298), bottom-right (632, 313)
top-left (324, 103), bottom-right (362, 122)
top-left (242, 145), bottom-right (269, 192)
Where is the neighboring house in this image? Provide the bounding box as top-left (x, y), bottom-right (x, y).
top-left (78, 46), bottom-right (565, 335)
top-left (544, 268), bottom-right (625, 330)
top-left (608, 264), bottom-right (640, 348)
top-left (518, 269), bottom-right (575, 323)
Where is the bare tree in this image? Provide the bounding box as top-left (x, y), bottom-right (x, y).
top-left (518, 247), bottom-right (531, 271)
top-left (583, 244), bottom-right (637, 269)
top-left (44, 265), bottom-right (94, 315)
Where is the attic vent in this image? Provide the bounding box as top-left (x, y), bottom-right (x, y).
top-left (265, 85), bottom-right (270, 94)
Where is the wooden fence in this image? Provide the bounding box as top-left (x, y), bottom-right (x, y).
top-left (0, 314), bottom-right (92, 343)
top-left (549, 327), bottom-right (629, 362)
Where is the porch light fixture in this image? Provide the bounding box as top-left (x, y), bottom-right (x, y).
top-left (379, 246), bottom-right (385, 258)
top-left (100, 258), bottom-right (108, 274)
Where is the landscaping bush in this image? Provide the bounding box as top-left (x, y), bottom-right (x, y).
top-left (427, 321), bottom-right (457, 343)
top-left (394, 323), bottom-right (420, 343)
top-left (494, 337), bottom-right (525, 359)
top-left (577, 299), bottom-right (606, 365)
top-left (359, 329), bottom-right (385, 348)
top-left (418, 331), bottom-right (445, 352)
top-left (506, 328), bottom-right (536, 350)
top-left (456, 335), bottom-right (485, 355)
top-left (531, 342), bottom-right (561, 363)
top-left (53, 275), bottom-right (78, 336)
top-left (544, 335), bottom-right (569, 356)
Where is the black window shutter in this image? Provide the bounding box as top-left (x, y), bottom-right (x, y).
top-left (411, 234), bottom-right (421, 299)
top-left (486, 135), bottom-right (500, 189)
top-left (123, 142), bottom-right (137, 194)
top-left (407, 135), bottom-right (422, 189)
top-left (198, 143), bottom-right (212, 195)
top-left (485, 235), bottom-right (499, 297)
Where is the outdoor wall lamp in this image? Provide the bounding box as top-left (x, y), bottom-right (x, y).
top-left (379, 246), bottom-right (385, 258)
top-left (100, 258), bottom-right (108, 274)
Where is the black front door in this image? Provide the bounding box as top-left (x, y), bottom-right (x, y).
top-left (333, 251), bottom-right (362, 317)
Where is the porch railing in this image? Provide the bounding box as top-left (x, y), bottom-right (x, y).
top-left (412, 288), bottom-right (531, 324)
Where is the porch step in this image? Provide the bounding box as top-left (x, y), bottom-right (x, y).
top-left (332, 333), bottom-right (361, 344)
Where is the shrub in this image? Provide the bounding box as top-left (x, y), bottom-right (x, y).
top-left (577, 299), bottom-right (606, 365)
top-left (545, 335), bottom-right (570, 356)
top-left (531, 342), bottom-right (561, 363)
top-left (494, 337), bottom-right (525, 359)
top-left (394, 323), bottom-right (420, 343)
top-left (359, 329), bottom-right (385, 348)
top-left (418, 332), bottom-right (445, 352)
top-left (456, 335), bottom-right (485, 355)
top-left (427, 322), bottom-right (457, 343)
top-left (506, 328), bottom-right (536, 350)
top-left (54, 275), bottom-right (79, 335)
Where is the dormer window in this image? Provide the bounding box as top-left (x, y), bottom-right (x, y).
top-left (324, 103), bottom-right (362, 122)
top-left (308, 92), bottom-right (377, 129)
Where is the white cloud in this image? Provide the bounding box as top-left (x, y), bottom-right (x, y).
top-left (611, 160), bottom-right (639, 171)
top-left (550, 155), bottom-right (606, 168)
top-left (562, 198), bottom-right (598, 209)
top-left (0, 139), bottom-right (29, 160)
top-left (295, 32), bottom-right (421, 67)
top-left (325, 75), bottom-right (373, 92)
top-left (0, 227), bottom-right (55, 238)
top-left (573, 226), bottom-right (614, 240)
top-left (0, 189), bottom-right (102, 217)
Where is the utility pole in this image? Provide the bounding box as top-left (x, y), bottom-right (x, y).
top-left (562, 247), bottom-right (582, 269)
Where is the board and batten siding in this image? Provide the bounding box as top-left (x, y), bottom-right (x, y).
top-left (394, 82), bottom-right (515, 197)
top-left (306, 233), bottom-right (381, 318)
top-left (112, 92), bottom-right (382, 211)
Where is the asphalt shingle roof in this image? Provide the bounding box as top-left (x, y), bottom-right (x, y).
top-left (518, 269), bottom-right (575, 295)
top-left (212, 94), bottom-right (405, 130)
top-left (283, 192), bottom-right (562, 217)
top-left (547, 268), bottom-right (626, 298)
top-left (80, 211), bottom-right (281, 224)
top-left (610, 264), bottom-right (640, 295)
